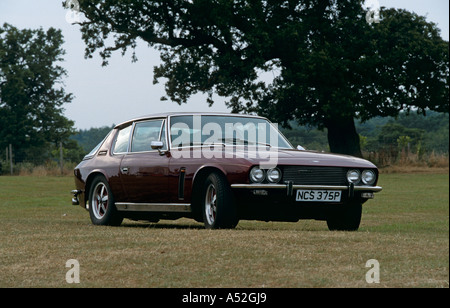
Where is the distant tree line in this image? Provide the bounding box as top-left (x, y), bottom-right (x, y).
top-left (70, 125), bottom-right (114, 153)
top-left (280, 111), bottom-right (449, 155)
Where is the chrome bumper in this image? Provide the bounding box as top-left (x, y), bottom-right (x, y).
top-left (231, 184), bottom-right (382, 191)
top-left (71, 190), bottom-right (81, 205)
top-left (230, 183), bottom-right (382, 198)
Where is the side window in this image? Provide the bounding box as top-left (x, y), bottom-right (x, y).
top-left (170, 115), bottom-right (193, 147)
top-left (113, 125), bottom-right (132, 154)
top-left (84, 130), bottom-right (112, 159)
top-left (131, 120), bottom-right (164, 152)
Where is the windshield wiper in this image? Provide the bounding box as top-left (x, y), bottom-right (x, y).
top-left (217, 138), bottom-right (272, 147)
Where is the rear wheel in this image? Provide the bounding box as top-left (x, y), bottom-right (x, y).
top-left (326, 202), bottom-right (362, 231)
top-left (89, 176), bottom-right (123, 226)
top-left (202, 172), bottom-right (238, 229)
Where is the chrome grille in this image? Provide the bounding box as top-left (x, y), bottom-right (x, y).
top-left (282, 166), bottom-right (348, 186)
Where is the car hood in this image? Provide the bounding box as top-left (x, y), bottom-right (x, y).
top-left (227, 147), bottom-right (377, 169)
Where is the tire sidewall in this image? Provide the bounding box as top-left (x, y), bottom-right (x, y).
top-left (202, 172), bottom-right (238, 229)
top-left (326, 202), bottom-right (362, 231)
top-left (89, 175), bottom-right (123, 226)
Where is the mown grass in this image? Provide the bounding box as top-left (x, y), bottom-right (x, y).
top-left (0, 173), bottom-right (448, 288)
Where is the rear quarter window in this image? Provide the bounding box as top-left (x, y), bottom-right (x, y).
top-left (113, 125), bottom-right (132, 154)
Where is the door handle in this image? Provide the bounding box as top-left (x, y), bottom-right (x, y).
top-left (121, 167), bottom-right (129, 173)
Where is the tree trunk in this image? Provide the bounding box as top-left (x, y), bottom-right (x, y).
top-left (325, 117), bottom-right (363, 158)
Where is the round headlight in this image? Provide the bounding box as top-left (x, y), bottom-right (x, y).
top-left (267, 168), bottom-right (282, 183)
top-left (347, 169), bottom-right (361, 184)
top-left (250, 167), bottom-right (265, 183)
top-left (361, 170), bottom-right (376, 185)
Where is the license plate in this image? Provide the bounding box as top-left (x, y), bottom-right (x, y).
top-left (296, 190), bottom-right (342, 202)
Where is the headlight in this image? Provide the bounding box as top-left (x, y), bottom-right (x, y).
top-left (250, 167), bottom-right (265, 183)
top-left (361, 170), bottom-right (376, 185)
top-left (347, 169), bottom-right (361, 184)
top-left (267, 168), bottom-right (282, 183)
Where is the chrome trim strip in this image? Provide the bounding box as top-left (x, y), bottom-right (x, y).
top-left (178, 167), bottom-right (186, 200)
top-left (230, 184), bottom-right (382, 192)
top-left (115, 202), bottom-right (191, 212)
top-left (354, 186), bottom-right (383, 192)
top-left (231, 184), bottom-right (287, 189)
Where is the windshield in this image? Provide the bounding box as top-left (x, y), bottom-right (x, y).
top-left (169, 115), bottom-right (293, 149)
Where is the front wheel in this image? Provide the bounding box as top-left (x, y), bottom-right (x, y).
top-left (326, 202), bottom-right (362, 231)
top-left (89, 176), bottom-right (123, 226)
top-left (202, 172), bottom-right (239, 229)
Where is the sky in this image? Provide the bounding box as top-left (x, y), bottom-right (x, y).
top-left (0, 0), bottom-right (449, 130)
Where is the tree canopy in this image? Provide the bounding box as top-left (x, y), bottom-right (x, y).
top-left (0, 23), bottom-right (75, 163)
top-left (73, 0), bottom-right (449, 157)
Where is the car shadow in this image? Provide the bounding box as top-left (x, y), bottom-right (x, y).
top-left (121, 221), bottom-right (205, 230)
top-left (117, 218), bottom-right (330, 231)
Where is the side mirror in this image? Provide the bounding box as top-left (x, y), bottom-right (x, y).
top-left (151, 140), bottom-right (164, 150)
top-left (151, 140), bottom-right (165, 155)
top-left (297, 145), bottom-right (305, 151)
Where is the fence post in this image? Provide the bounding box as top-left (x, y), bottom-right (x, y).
top-left (9, 144), bottom-right (13, 175)
top-left (60, 142), bottom-right (64, 175)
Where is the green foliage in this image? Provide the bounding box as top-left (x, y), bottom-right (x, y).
top-left (279, 123), bottom-right (329, 152)
top-left (71, 125), bottom-right (114, 153)
top-left (378, 122), bottom-right (423, 150)
top-left (397, 135), bottom-right (412, 152)
top-left (50, 139), bottom-right (86, 163)
top-left (395, 111), bottom-right (449, 154)
top-left (0, 23), bottom-right (77, 164)
top-left (359, 135), bottom-right (368, 152)
top-left (281, 111), bottom-right (448, 155)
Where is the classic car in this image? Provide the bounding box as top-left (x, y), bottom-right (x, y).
top-left (71, 112), bottom-right (382, 231)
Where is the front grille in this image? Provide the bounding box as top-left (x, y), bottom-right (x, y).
top-left (282, 166), bottom-right (348, 186)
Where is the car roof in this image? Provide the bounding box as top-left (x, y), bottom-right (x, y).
top-left (114, 112), bottom-right (267, 129)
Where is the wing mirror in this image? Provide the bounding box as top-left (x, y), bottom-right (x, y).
top-left (297, 145), bottom-right (305, 151)
top-left (151, 141), bottom-right (165, 155)
top-left (151, 140), bottom-right (164, 149)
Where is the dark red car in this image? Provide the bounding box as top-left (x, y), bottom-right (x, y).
top-left (71, 112), bottom-right (382, 231)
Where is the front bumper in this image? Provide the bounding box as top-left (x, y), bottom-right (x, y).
top-left (230, 183), bottom-right (381, 221)
top-left (71, 190), bottom-right (82, 205)
top-left (230, 183), bottom-right (382, 198)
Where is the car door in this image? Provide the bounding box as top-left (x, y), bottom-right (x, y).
top-left (107, 124), bottom-right (132, 202)
top-left (119, 119), bottom-right (169, 203)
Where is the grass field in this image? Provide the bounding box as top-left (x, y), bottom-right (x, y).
top-left (0, 173), bottom-right (448, 288)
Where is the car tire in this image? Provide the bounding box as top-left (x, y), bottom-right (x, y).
top-left (89, 175), bottom-right (123, 226)
top-left (326, 202), bottom-right (362, 231)
top-left (202, 172), bottom-right (239, 229)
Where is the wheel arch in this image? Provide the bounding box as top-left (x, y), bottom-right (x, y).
top-left (84, 170), bottom-right (109, 209)
top-left (190, 166), bottom-right (228, 221)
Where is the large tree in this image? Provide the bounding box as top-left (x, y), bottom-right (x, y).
top-left (0, 23), bottom-right (75, 163)
top-left (73, 0), bottom-right (448, 157)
